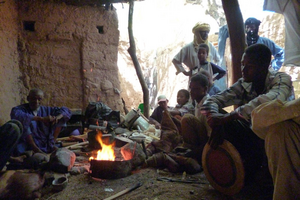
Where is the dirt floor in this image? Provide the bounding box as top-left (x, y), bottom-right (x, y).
top-left (40, 166), bottom-right (273, 200)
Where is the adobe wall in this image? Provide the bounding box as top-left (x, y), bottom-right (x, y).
top-left (0, 0), bottom-right (22, 124)
top-left (17, 1), bottom-right (123, 113)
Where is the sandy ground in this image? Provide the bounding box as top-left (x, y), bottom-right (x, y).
top-left (40, 166), bottom-right (273, 200)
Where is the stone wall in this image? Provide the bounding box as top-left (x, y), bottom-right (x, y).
top-left (17, 0), bottom-right (123, 113)
top-left (0, 0), bottom-right (22, 124)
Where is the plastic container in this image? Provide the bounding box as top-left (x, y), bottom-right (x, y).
top-left (138, 103), bottom-right (144, 114)
top-left (132, 116), bottom-right (150, 131)
top-left (123, 109), bottom-right (140, 128)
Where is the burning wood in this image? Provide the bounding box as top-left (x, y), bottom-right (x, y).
top-left (89, 130), bottom-right (134, 179)
top-left (89, 131), bottom-right (116, 161)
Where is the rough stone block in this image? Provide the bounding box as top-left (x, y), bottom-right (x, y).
top-left (48, 148), bottom-right (76, 173)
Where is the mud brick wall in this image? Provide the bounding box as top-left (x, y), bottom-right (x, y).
top-left (0, 0), bottom-right (22, 124)
top-left (17, 0), bottom-right (123, 110)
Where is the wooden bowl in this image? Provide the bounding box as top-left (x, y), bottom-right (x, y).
top-left (52, 177), bottom-right (68, 191)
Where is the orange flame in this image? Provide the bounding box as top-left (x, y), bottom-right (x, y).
top-left (89, 131), bottom-right (115, 161)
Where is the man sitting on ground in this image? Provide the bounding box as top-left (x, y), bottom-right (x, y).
top-left (0, 120), bottom-right (22, 171)
top-left (252, 98), bottom-right (300, 200)
top-left (149, 95), bottom-right (170, 129)
top-left (200, 44), bottom-right (292, 182)
top-left (11, 88), bottom-right (72, 154)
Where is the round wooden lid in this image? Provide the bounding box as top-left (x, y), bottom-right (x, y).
top-left (202, 140), bottom-right (245, 196)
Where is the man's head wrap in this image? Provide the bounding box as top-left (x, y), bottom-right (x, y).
top-left (192, 22), bottom-right (210, 34)
top-left (192, 22), bottom-right (210, 45)
top-left (245, 17), bottom-right (261, 27)
top-left (245, 17), bottom-right (261, 46)
top-left (192, 22), bottom-right (211, 61)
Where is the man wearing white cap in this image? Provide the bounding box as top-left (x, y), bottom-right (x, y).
top-left (149, 95), bottom-right (170, 129)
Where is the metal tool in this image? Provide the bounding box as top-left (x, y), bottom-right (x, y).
top-left (103, 182), bottom-right (143, 200)
top-left (157, 177), bottom-right (206, 184)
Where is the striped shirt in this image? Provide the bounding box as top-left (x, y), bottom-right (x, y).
top-left (201, 70), bottom-right (293, 121)
top-left (174, 102), bottom-right (195, 116)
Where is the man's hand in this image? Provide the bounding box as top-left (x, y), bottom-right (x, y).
top-left (207, 112), bottom-right (245, 149)
top-left (182, 70), bottom-right (192, 77)
top-left (53, 114), bottom-right (63, 125)
top-left (208, 125), bottom-right (224, 149)
top-left (26, 135), bottom-right (45, 154)
top-left (37, 114), bottom-right (63, 125)
top-left (207, 112), bottom-right (244, 127)
top-left (149, 117), bottom-right (162, 130)
top-left (207, 113), bottom-right (230, 127)
top-left (154, 122), bottom-right (161, 130)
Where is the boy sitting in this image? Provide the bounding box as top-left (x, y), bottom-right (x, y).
top-left (169, 89), bottom-right (194, 120)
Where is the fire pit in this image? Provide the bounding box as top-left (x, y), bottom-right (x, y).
top-left (89, 131), bottom-right (133, 179)
top-left (90, 159), bottom-right (132, 179)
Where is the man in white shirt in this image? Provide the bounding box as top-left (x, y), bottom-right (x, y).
top-left (172, 22), bottom-right (220, 77)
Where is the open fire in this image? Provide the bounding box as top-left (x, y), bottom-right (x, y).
top-left (89, 130), bottom-right (133, 179)
top-left (89, 131), bottom-right (115, 161)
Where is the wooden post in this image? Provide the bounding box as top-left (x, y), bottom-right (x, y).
top-left (127, 0), bottom-right (150, 118)
top-left (222, 0), bottom-right (246, 86)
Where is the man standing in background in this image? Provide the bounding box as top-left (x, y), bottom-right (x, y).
top-left (245, 17), bottom-right (284, 71)
top-left (172, 22), bottom-right (220, 77)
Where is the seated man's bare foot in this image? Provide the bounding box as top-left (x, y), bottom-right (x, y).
top-left (51, 145), bottom-right (58, 152)
top-left (9, 155), bottom-right (27, 163)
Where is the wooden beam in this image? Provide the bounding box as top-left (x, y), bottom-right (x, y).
top-left (222, 0), bottom-right (246, 85)
top-left (127, 0), bottom-right (150, 118)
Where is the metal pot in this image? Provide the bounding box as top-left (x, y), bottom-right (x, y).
top-left (90, 159), bottom-right (132, 179)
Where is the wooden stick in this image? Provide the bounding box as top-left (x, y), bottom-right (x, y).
top-left (62, 142), bottom-right (78, 147)
top-left (68, 145), bottom-right (87, 150)
top-left (56, 136), bottom-right (73, 141)
top-left (66, 141), bottom-right (89, 150)
top-left (56, 133), bottom-right (87, 141)
top-left (103, 182), bottom-right (142, 200)
top-left (147, 134), bottom-right (160, 140)
top-left (137, 110), bottom-right (149, 122)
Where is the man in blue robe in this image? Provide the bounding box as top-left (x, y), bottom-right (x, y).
top-left (245, 17), bottom-right (284, 71)
top-left (11, 88), bottom-right (72, 154)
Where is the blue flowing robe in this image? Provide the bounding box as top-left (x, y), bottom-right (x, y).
top-left (256, 37), bottom-right (284, 71)
top-left (11, 104), bottom-right (71, 153)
